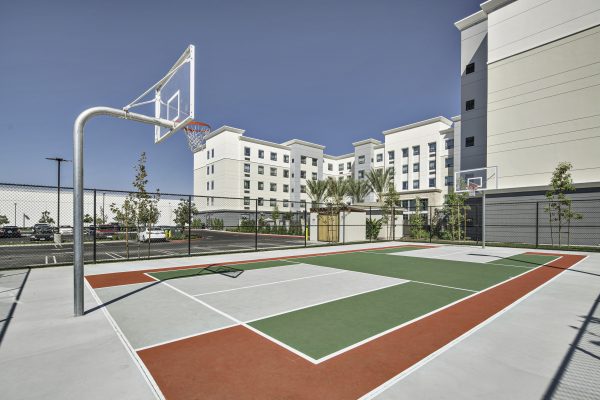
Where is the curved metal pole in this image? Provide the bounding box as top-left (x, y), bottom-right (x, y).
top-left (73, 107), bottom-right (173, 316)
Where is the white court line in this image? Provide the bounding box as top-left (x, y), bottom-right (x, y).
top-left (360, 254), bottom-right (589, 399)
top-left (45, 256), bottom-right (48, 264)
top-left (86, 281), bottom-right (165, 400)
top-left (52, 255), bottom-right (57, 264)
top-left (105, 252), bottom-right (118, 260)
top-left (192, 270), bottom-right (348, 297)
top-left (410, 280), bottom-right (477, 293)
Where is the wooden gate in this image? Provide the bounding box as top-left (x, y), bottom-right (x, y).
top-left (318, 213), bottom-right (339, 242)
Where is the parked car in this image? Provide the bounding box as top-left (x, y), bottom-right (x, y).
top-left (33, 223), bottom-right (52, 233)
top-left (30, 227), bottom-right (54, 241)
top-left (138, 227), bottom-right (167, 242)
top-left (59, 226), bottom-right (73, 235)
top-left (96, 224), bottom-right (120, 239)
top-left (0, 226), bottom-right (21, 238)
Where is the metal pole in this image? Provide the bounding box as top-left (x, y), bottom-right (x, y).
top-left (304, 204), bottom-right (307, 247)
top-left (57, 161), bottom-right (61, 229)
top-left (255, 199), bottom-right (258, 251)
top-left (93, 189), bottom-right (97, 263)
top-left (188, 195), bottom-right (192, 256)
top-left (535, 201), bottom-right (539, 248)
top-left (482, 192), bottom-right (486, 249)
top-left (73, 106), bottom-right (174, 316)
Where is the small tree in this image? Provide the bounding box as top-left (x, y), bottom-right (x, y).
top-left (110, 197), bottom-right (137, 257)
top-left (0, 215), bottom-right (9, 226)
top-left (544, 162), bottom-right (582, 246)
top-left (306, 179), bottom-right (329, 208)
top-left (346, 178), bottom-right (371, 204)
top-left (39, 210), bottom-right (55, 224)
top-left (442, 192), bottom-right (469, 241)
top-left (95, 207), bottom-right (108, 225)
top-left (409, 197), bottom-right (427, 240)
top-left (131, 152), bottom-right (161, 257)
top-left (173, 199), bottom-right (199, 232)
top-left (83, 214), bottom-right (94, 225)
top-left (271, 204), bottom-right (280, 228)
top-left (383, 185), bottom-right (400, 239)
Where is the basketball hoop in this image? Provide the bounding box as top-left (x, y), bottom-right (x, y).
top-left (183, 121), bottom-right (211, 152)
top-left (467, 182), bottom-right (479, 197)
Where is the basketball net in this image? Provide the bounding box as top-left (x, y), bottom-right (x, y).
top-left (467, 182), bottom-right (480, 197)
top-left (183, 121), bottom-right (211, 152)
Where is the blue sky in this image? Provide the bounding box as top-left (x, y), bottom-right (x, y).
top-left (0, 0), bottom-right (480, 194)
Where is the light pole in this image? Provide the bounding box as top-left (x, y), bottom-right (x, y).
top-left (46, 157), bottom-right (71, 231)
top-left (14, 203), bottom-right (16, 226)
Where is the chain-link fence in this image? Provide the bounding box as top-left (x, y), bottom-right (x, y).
top-left (1, 182), bottom-right (599, 269)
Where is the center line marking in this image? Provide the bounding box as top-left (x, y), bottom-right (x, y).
top-left (192, 270), bottom-right (348, 297)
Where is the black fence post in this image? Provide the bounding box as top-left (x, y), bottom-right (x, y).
top-left (535, 201), bottom-right (539, 248)
top-left (369, 206), bottom-right (372, 242)
top-left (392, 206), bottom-right (395, 241)
top-left (255, 199), bottom-right (258, 251)
top-left (304, 203), bottom-right (307, 248)
top-left (93, 189), bottom-right (97, 263)
top-left (187, 195), bottom-right (192, 256)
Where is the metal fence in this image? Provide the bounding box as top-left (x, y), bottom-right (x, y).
top-left (1, 182), bottom-right (599, 269)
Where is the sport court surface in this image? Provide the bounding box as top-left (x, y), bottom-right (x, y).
top-left (76, 243), bottom-right (593, 399)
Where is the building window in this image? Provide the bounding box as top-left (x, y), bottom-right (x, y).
top-left (465, 136), bottom-right (475, 147)
top-left (300, 170), bottom-right (306, 179)
top-left (211, 165), bottom-right (214, 174)
top-left (445, 139), bottom-right (454, 149)
top-left (312, 158), bottom-right (318, 166)
top-left (244, 197), bottom-right (250, 206)
top-left (388, 151), bottom-right (395, 161)
top-left (389, 167), bottom-right (395, 177)
top-left (283, 169), bottom-right (289, 178)
top-left (270, 167), bottom-right (277, 176)
top-left (413, 180), bottom-right (419, 189)
top-left (413, 163), bottom-right (419, 172)
top-left (206, 166), bottom-right (210, 175)
top-left (258, 181), bottom-right (264, 190)
top-left (402, 164), bottom-right (408, 174)
top-left (206, 182), bottom-right (209, 190)
top-left (270, 152), bottom-right (277, 161)
top-left (402, 181), bottom-right (408, 190)
top-left (300, 185), bottom-right (306, 193)
top-left (429, 178), bottom-right (436, 188)
top-left (328, 163), bottom-right (333, 171)
top-left (301, 155), bottom-right (307, 164)
top-left (429, 160), bottom-right (436, 170)
top-left (466, 99), bottom-right (475, 111)
top-left (283, 200), bottom-right (289, 208)
top-left (283, 184), bottom-right (289, 193)
top-left (211, 181), bottom-right (214, 190)
top-left (413, 146), bottom-right (420, 156)
top-left (376, 153), bottom-right (383, 163)
top-left (244, 147), bottom-right (250, 157)
top-left (243, 180), bottom-right (250, 190)
top-left (358, 170), bottom-right (364, 179)
top-left (428, 142), bottom-right (436, 153)
top-left (243, 163), bottom-right (250, 173)
top-left (312, 172), bottom-right (317, 180)
top-left (284, 155), bottom-right (289, 163)
top-left (445, 176), bottom-right (454, 186)
top-left (270, 183), bottom-right (277, 192)
top-left (207, 151), bottom-right (210, 160)
top-left (211, 149), bottom-right (214, 158)
top-left (270, 198), bottom-right (276, 207)
top-left (258, 149), bottom-right (264, 159)
top-left (346, 162), bottom-right (351, 169)
top-left (466, 62), bottom-right (475, 74)
top-left (402, 148), bottom-right (408, 157)
top-left (300, 200), bottom-right (306, 208)
top-left (338, 164), bottom-right (344, 171)
top-left (258, 165), bottom-right (264, 175)
top-left (258, 197), bottom-right (264, 206)
top-left (445, 158), bottom-right (454, 168)
top-left (358, 155), bottom-right (365, 164)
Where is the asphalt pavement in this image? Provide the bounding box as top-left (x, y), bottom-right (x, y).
top-left (0, 230), bottom-right (307, 269)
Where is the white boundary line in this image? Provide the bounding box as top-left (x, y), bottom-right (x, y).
top-left (85, 280), bottom-right (165, 400)
top-left (359, 254), bottom-right (590, 399)
top-left (410, 280), bottom-right (477, 293)
top-left (192, 270), bottom-right (348, 297)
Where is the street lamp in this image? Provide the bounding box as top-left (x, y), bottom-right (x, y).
top-left (46, 157), bottom-right (72, 230)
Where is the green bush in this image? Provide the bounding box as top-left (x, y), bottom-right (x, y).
top-left (366, 218), bottom-right (383, 240)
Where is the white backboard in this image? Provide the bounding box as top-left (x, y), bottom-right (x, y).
top-left (454, 166), bottom-right (498, 193)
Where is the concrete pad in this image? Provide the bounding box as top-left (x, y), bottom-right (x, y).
top-left (199, 264), bottom-right (408, 322)
top-left (391, 245), bottom-right (525, 264)
top-left (95, 282), bottom-right (234, 349)
top-left (0, 266), bottom-right (157, 400)
top-left (168, 262), bottom-right (338, 295)
top-left (374, 253), bottom-right (600, 400)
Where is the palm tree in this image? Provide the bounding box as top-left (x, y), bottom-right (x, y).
top-left (326, 178), bottom-right (349, 208)
top-left (306, 179), bottom-right (329, 208)
top-left (366, 168), bottom-right (393, 204)
top-left (345, 177), bottom-right (371, 204)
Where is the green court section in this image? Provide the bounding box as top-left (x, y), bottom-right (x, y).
top-left (295, 252), bottom-right (546, 291)
top-left (249, 282), bottom-right (469, 359)
top-left (148, 259), bottom-right (298, 281)
top-left (487, 254), bottom-right (557, 268)
top-left (362, 246), bottom-right (426, 254)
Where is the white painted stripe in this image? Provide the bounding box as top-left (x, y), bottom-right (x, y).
top-left (410, 280), bottom-right (477, 293)
top-left (192, 270), bottom-right (348, 297)
top-left (359, 255), bottom-right (589, 399)
top-left (52, 256), bottom-right (57, 264)
top-left (85, 281), bottom-right (165, 400)
top-left (105, 252), bottom-right (117, 259)
top-left (45, 256), bottom-right (48, 264)
top-left (313, 254), bottom-right (563, 364)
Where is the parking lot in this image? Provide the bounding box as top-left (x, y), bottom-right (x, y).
top-left (0, 230), bottom-right (308, 269)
